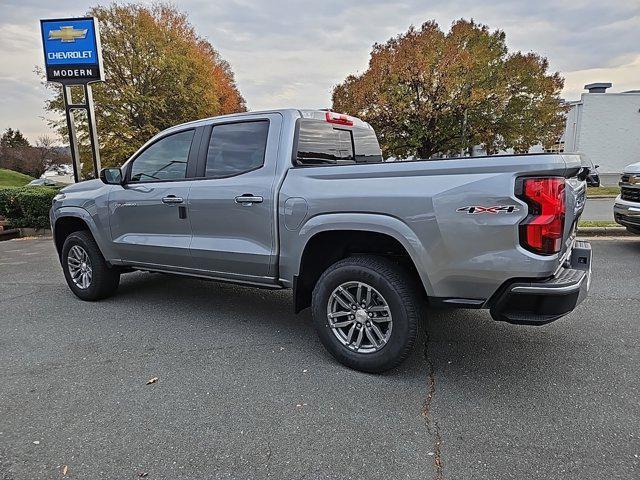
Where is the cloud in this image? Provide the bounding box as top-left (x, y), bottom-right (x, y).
top-left (563, 55), bottom-right (640, 98)
top-left (0, 76), bottom-right (49, 140)
top-left (0, 0), bottom-right (638, 141)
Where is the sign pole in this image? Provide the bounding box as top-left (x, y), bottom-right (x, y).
top-left (62, 85), bottom-right (82, 183)
top-left (84, 84), bottom-right (101, 175)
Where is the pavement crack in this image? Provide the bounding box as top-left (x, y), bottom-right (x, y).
top-left (432, 421), bottom-right (444, 480)
top-left (264, 441), bottom-right (273, 478)
top-left (422, 337), bottom-right (445, 480)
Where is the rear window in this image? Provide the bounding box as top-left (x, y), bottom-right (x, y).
top-left (295, 119), bottom-right (382, 166)
top-left (353, 128), bottom-right (383, 163)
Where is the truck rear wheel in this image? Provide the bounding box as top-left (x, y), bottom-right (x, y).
top-left (311, 255), bottom-right (422, 373)
top-left (61, 231), bottom-right (120, 301)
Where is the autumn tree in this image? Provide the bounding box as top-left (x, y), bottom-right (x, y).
top-left (0, 134), bottom-right (70, 177)
top-left (44, 3), bottom-right (246, 167)
top-left (1, 128), bottom-right (30, 148)
top-left (332, 20), bottom-right (566, 159)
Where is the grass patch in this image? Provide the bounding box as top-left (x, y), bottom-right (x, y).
top-left (587, 186), bottom-right (620, 197)
top-left (0, 168), bottom-right (34, 187)
top-left (578, 220), bottom-right (618, 228)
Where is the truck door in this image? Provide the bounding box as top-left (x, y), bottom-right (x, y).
top-left (188, 114), bottom-right (282, 281)
top-left (108, 128), bottom-right (201, 268)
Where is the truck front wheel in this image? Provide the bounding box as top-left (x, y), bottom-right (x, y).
top-left (61, 231), bottom-right (120, 301)
top-left (311, 255), bottom-right (422, 373)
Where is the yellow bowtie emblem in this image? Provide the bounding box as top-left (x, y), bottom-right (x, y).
top-left (48, 26), bottom-right (88, 43)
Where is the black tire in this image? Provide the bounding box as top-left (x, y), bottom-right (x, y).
top-left (311, 255), bottom-right (423, 373)
top-left (61, 231), bottom-right (120, 301)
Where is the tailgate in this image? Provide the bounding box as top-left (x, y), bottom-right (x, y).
top-left (561, 154), bottom-right (587, 257)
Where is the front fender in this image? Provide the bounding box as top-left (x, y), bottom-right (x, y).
top-left (281, 212), bottom-right (434, 295)
top-left (51, 206), bottom-right (118, 262)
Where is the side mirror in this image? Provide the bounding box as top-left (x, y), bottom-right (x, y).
top-left (99, 167), bottom-right (123, 185)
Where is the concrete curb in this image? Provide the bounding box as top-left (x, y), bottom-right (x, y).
top-left (19, 228), bottom-right (52, 237)
top-left (577, 227), bottom-right (632, 236)
top-left (0, 228), bottom-right (20, 241)
top-left (587, 195), bottom-right (617, 199)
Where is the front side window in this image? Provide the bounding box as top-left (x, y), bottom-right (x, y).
top-left (130, 130), bottom-right (194, 182)
top-left (205, 121), bottom-right (269, 178)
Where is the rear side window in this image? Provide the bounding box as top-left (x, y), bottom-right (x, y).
top-left (295, 119), bottom-right (382, 166)
top-left (205, 121), bottom-right (269, 178)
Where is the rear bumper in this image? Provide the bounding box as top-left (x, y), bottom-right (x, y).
top-left (614, 197), bottom-right (640, 232)
top-left (489, 241), bottom-right (592, 325)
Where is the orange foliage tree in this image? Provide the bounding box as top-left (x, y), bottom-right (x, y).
top-left (44, 3), bottom-right (246, 167)
top-left (332, 20), bottom-right (566, 159)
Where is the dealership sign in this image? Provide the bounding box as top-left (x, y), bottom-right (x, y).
top-left (39, 17), bottom-right (105, 183)
top-left (40, 17), bottom-right (104, 84)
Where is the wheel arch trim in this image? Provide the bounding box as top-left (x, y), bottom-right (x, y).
top-left (290, 212), bottom-right (434, 296)
top-left (52, 207), bottom-right (117, 262)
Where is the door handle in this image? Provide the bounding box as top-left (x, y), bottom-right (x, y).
top-left (235, 194), bottom-right (263, 205)
top-left (162, 195), bottom-right (184, 204)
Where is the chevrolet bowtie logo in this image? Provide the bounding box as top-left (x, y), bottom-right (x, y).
top-left (48, 26), bottom-right (88, 42)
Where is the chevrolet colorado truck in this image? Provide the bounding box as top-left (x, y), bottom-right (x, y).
top-left (50, 109), bottom-right (592, 372)
top-left (614, 161), bottom-right (640, 234)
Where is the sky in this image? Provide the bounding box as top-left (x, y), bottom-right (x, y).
top-left (0, 0), bottom-right (638, 143)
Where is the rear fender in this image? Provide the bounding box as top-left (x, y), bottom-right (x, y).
top-left (285, 212), bottom-right (434, 296)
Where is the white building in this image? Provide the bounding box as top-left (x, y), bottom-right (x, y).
top-left (563, 83), bottom-right (640, 185)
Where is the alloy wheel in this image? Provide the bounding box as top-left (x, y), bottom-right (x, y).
top-left (67, 245), bottom-right (93, 290)
top-left (326, 281), bottom-right (393, 353)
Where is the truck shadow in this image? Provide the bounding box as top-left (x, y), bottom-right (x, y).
top-left (111, 271), bottom-right (574, 386)
top-left (114, 271), bottom-right (308, 333)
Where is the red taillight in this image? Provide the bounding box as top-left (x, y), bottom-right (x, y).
top-left (517, 177), bottom-right (566, 255)
top-left (325, 111), bottom-right (353, 126)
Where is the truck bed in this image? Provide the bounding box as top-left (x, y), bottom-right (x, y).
top-left (278, 152), bottom-right (585, 302)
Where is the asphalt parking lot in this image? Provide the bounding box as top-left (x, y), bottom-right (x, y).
top-left (582, 197), bottom-right (615, 221)
top-left (1, 237), bottom-right (638, 479)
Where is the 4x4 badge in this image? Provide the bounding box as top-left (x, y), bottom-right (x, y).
top-left (457, 205), bottom-right (519, 214)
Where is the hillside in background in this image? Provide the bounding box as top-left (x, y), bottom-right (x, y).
top-left (0, 169), bottom-right (33, 187)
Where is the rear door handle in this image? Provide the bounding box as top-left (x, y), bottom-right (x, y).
top-left (235, 194), bottom-right (263, 205)
top-left (162, 195), bottom-right (184, 204)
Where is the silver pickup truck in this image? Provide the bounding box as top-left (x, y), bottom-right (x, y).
top-left (50, 109), bottom-right (592, 372)
top-left (614, 161), bottom-right (640, 234)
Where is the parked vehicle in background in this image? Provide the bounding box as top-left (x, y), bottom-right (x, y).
top-left (41, 164), bottom-right (74, 186)
top-left (50, 109), bottom-right (592, 373)
top-left (614, 161), bottom-right (640, 234)
top-left (586, 169), bottom-right (600, 187)
top-left (27, 178), bottom-right (62, 187)
top-left (585, 159), bottom-right (601, 187)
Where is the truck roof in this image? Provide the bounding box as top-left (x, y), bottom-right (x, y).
top-left (161, 109), bottom-right (372, 134)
